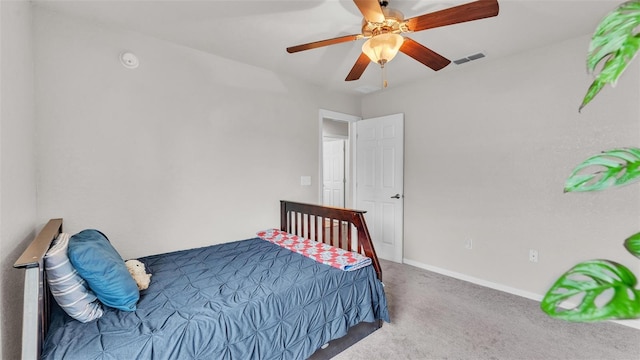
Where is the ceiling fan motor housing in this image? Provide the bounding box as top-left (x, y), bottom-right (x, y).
top-left (362, 7), bottom-right (407, 38)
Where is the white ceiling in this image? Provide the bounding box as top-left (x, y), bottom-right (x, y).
top-left (33, 0), bottom-right (622, 95)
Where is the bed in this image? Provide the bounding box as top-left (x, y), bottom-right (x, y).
top-left (14, 200), bottom-right (388, 359)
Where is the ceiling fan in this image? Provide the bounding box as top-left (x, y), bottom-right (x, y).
top-left (286, 0), bottom-right (499, 86)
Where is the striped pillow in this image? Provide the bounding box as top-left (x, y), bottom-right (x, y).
top-left (44, 233), bottom-right (103, 322)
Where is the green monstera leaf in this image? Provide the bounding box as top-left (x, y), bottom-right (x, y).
top-left (580, 0), bottom-right (640, 111)
top-left (541, 260), bottom-right (640, 321)
top-left (564, 147), bottom-right (640, 192)
top-left (624, 232), bottom-right (640, 258)
top-left (550, 1), bottom-right (640, 325)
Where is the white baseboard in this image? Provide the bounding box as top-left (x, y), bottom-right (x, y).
top-left (402, 258), bottom-right (640, 331)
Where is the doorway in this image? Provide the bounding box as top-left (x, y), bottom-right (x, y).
top-left (323, 137), bottom-right (346, 207)
top-left (318, 110), bottom-right (360, 208)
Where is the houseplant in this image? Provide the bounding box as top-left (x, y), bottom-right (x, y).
top-left (540, 0), bottom-right (640, 322)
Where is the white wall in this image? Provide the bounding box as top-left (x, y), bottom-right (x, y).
top-left (33, 8), bottom-right (360, 259)
top-left (0, 1), bottom-right (38, 359)
top-left (361, 35), bottom-right (640, 297)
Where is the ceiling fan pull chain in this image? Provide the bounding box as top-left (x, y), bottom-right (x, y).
top-left (381, 62), bottom-right (388, 88)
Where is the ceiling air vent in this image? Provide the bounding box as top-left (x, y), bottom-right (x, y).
top-left (453, 52), bottom-right (485, 65)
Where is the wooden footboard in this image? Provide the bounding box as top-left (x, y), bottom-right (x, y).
top-left (280, 200), bottom-right (382, 281)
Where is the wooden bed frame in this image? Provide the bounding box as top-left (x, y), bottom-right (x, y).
top-left (14, 200), bottom-right (383, 359)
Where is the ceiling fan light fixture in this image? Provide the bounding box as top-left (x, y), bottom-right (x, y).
top-left (362, 33), bottom-right (404, 66)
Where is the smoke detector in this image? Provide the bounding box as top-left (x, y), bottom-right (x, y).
top-left (120, 52), bottom-right (139, 69)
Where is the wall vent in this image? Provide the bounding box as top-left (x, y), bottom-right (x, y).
top-left (453, 52), bottom-right (485, 65)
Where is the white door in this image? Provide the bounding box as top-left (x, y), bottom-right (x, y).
top-left (356, 113), bottom-right (404, 263)
top-left (323, 139), bottom-right (345, 207)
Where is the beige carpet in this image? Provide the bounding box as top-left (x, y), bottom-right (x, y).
top-left (334, 260), bottom-right (640, 360)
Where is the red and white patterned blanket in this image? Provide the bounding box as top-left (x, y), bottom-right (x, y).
top-left (256, 229), bottom-right (372, 271)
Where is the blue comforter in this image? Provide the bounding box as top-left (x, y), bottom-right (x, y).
top-left (42, 238), bottom-right (389, 359)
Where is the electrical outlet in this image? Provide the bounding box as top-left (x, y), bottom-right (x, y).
top-left (529, 249), bottom-right (539, 263)
top-left (464, 238), bottom-right (473, 250)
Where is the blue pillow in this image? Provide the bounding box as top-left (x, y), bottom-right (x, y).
top-left (68, 229), bottom-right (139, 311)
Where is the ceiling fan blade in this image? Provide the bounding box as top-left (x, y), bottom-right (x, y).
top-left (346, 53), bottom-right (371, 81)
top-left (406, 0), bottom-right (499, 32)
top-left (400, 37), bottom-right (451, 71)
top-left (287, 34), bottom-right (362, 53)
top-left (353, 0), bottom-right (385, 23)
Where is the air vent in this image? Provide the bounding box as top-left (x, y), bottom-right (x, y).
top-left (467, 53), bottom-right (485, 60)
top-left (453, 52), bottom-right (485, 65)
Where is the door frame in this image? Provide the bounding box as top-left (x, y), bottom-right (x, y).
top-left (318, 109), bottom-right (361, 208)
